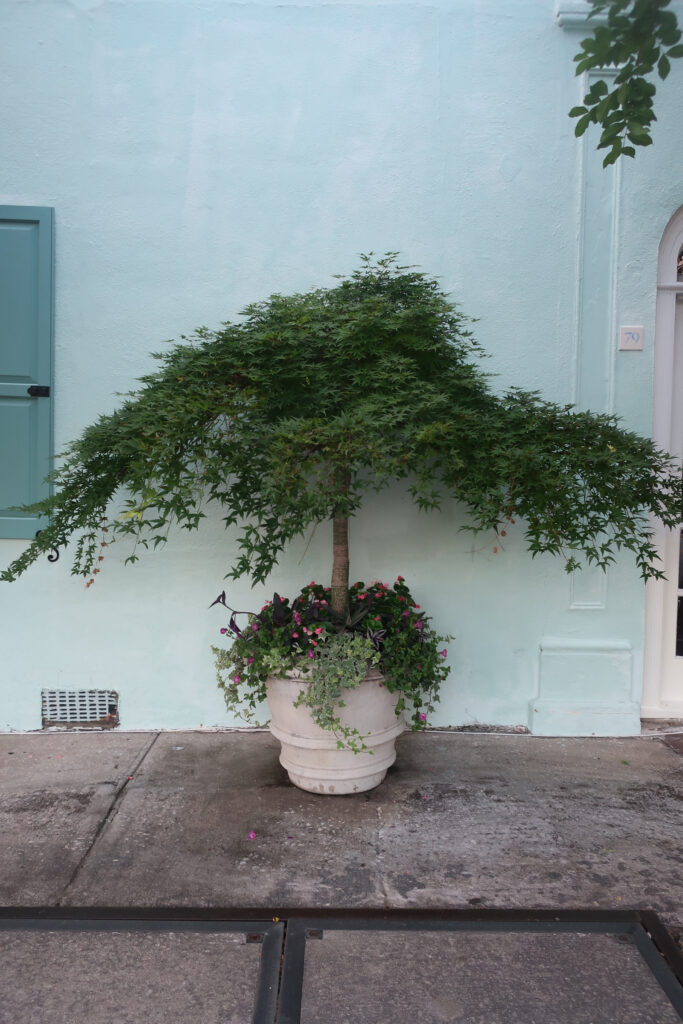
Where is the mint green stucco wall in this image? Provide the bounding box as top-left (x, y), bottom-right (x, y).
top-left (1, 0), bottom-right (682, 733)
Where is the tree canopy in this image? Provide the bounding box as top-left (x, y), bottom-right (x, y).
top-left (2, 256), bottom-right (680, 597)
top-left (570, 0), bottom-right (683, 165)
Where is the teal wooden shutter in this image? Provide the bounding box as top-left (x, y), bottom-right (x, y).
top-left (0, 206), bottom-right (54, 538)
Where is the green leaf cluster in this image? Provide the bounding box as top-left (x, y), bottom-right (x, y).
top-left (1, 254), bottom-right (679, 586)
top-left (570, 0), bottom-right (683, 165)
top-left (213, 578), bottom-right (452, 749)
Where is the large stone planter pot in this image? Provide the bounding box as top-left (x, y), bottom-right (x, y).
top-left (266, 669), bottom-right (405, 795)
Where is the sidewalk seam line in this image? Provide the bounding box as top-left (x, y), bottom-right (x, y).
top-left (56, 732), bottom-right (160, 905)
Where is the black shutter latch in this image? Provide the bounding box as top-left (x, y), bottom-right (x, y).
top-left (27, 385), bottom-right (50, 397)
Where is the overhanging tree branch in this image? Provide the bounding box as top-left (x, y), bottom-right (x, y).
top-left (569, 0), bottom-right (683, 166)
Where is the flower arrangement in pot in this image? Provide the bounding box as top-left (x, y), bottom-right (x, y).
top-left (212, 578), bottom-right (451, 793)
top-left (2, 255), bottom-right (680, 793)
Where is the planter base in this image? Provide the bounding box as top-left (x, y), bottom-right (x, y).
top-left (266, 671), bottom-right (405, 795)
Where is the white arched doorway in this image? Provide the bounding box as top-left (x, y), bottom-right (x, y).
top-left (642, 208), bottom-right (683, 719)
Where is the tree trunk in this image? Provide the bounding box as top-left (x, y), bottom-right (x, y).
top-left (331, 513), bottom-right (349, 625)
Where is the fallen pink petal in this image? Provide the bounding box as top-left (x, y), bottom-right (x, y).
top-left (248, 830), bottom-right (257, 840)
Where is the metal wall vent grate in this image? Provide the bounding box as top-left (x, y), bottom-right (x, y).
top-left (41, 689), bottom-right (119, 729)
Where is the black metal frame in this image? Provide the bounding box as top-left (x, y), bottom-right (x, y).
top-left (0, 908), bottom-right (283, 1024)
top-left (1, 907), bottom-right (681, 1023)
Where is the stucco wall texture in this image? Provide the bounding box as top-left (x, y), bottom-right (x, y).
top-left (1, 0), bottom-right (682, 732)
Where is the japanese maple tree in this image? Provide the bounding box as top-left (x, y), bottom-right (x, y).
top-left (3, 255), bottom-right (680, 623)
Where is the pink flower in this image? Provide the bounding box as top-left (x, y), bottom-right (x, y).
top-left (233, 674), bottom-right (241, 684)
top-left (220, 627), bottom-right (227, 634)
top-left (440, 649), bottom-right (448, 658)
top-left (358, 593), bottom-right (366, 600)
top-left (251, 623), bottom-right (259, 632)
top-left (415, 620), bottom-right (423, 629)
top-left (311, 641), bottom-right (317, 647)
top-left (307, 650), bottom-right (315, 658)
top-left (309, 581), bottom-right (316, 586)
top-left (397, 575), bottom-right (404, 582)
top-left (401, 611), bottom-right (410, 617)
top-left (292, 632), bottom-right (299, 638)
top-left (248, 830), bottom-right (256, 840)
top-left (248, 657), bottom-right (255, 664)
top-left (419, 713), bottom-right (427, 722)
top-left (315, 627), bottom-right (323, 635)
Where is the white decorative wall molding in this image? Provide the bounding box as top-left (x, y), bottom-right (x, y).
top-left (556, 5), bottom-right (608, 29)
top-left (642, 206), bottom-right (683, 718)
top-left (529, 638), bottom-right (638, 735)
top-left (568, 66), bottom-right (621, 609)
top-left (569, 569), bottom-right (607, 610)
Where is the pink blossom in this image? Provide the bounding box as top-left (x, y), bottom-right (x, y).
top-left (292, 632), bottom-right (299, 638)
top-left (440, 649), bottom-right (448, 658)
top-left (401, 611), bottom-right (410, 617)
top-left (248, 657), bottom-right (255, 664)
top-left (419, 713), bottom-right (427, 722)
top-left (307, 650), bottom-right (315, 659)
top-left (414, 620), bottom-right (423, 629)
top-left (220, 627), bottom-right (227, 634)
top-left (248, 830), bottom-right (256, 840)
top-left (397, 575), bottom-right (404, 582)
top-left (315, 627), bottom-right (323, 635)
top-left (358, 593), bottom-right (366, 600)
top-left (233, 674), bottom-right (241, 684)
top-left (251, 623), bottom-right (259, 632)
top-left (311, 641), bottom-right (317, 647)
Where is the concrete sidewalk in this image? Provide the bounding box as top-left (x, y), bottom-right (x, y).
top-left (1, 730), bottom-right (681, 936)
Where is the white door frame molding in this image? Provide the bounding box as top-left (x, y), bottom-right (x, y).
top-left (642, 206), bottom-right (683, 719)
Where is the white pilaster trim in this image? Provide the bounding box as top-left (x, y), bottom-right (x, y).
top-left (642, 207), bottom-right (683, 717)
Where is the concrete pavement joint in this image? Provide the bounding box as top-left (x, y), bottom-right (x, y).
top-left (56, 732), bottom-right (160, 905)
top-left (375, 804), bottom-right (390, 908)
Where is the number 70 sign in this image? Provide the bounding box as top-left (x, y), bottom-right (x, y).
top-left (619, 326), bottom-right (644, 351)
